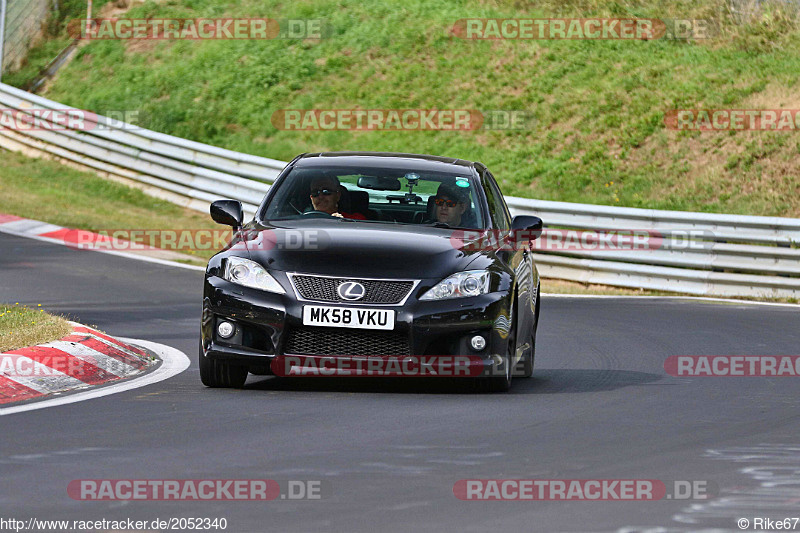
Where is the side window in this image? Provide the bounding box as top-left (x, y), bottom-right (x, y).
top-left (483, 172), bottom-right (511, 230)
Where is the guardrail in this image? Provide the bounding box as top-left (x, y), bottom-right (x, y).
top-left (0, 82), bottom-right (798, 298)
top-left (0, 83), bottom-right (284, 215)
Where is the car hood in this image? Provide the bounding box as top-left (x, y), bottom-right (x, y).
top-left (236, 219), bottom-right (492, 280)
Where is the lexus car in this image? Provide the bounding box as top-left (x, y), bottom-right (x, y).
top-left (200, 152), bottom-right (542, 392)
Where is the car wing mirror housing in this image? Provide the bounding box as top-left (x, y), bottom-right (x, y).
top-left (511, 215), bottom-right (543, 240)
top-left (210, 200), bottom-right (244, 228)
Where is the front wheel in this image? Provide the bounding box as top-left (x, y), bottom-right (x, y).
top-left (517, 342), bottom-right (534, 378)
top-left (199, 343), bottom-right (248, 388)
top-left (517, 288), bottom-right (540, 378)
top-left (475, 325), bottom-right (514, 393)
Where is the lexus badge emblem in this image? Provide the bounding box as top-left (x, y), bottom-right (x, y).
top-left (337, 281), bottom-right (366, 301)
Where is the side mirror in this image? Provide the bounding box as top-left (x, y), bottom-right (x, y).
top-left (210, 200), bottom-right (244, 228)
top-left (511, 215), bottom-right (543, 240)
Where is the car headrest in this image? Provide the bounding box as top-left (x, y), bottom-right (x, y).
top-left (349, 190), bottom-right (370, 213)
top-left (426, 196), bottom-right (436, 219)
top-left (337, 185), bottom-right (351, 212)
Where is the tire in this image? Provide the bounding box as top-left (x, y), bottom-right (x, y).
top-left (199, 343), bottom-right (248, 388)
top-left (517, 342), bottom-right (534, 378)
top-left (517, 287), bottom-right (540, 378)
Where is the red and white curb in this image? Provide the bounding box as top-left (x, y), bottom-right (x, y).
top-left (0, 213), bottom-right (203, 271)
top-left (0, 322), bottom-right (189, 415)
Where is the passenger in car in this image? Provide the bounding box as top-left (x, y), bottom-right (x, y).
top-left (433, 183), bottom-right (469, 226)
top-left (309, 176), bottom-right (366, 220)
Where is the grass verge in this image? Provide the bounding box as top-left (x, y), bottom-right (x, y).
top-left (0, 149), bottom-right (220, 262)
top-left (0, 304), bottom-right (73, 353)
top-left (6, 0), bottom-right (800, 217)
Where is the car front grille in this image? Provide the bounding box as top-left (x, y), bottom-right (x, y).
top-left (284, 327), bottom-right (411, 356)
top-left (290, 275), bottom-right (416, 305)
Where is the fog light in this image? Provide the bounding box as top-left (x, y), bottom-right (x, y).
top-left (217, 321), bottom-right (235, 339)
top-left (470, 335), bottom-right (486, 351)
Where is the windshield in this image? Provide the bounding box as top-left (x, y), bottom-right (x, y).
top-left (262, 165), bottom-right (485, 229)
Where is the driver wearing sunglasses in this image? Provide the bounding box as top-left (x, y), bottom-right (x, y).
top-left (309, 176), bottom-right (366, 220)
top-left (433, 183), bottom-right (468, 226)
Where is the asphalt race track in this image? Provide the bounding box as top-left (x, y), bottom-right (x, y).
top-left (1, 230), bottom-right (799, 533)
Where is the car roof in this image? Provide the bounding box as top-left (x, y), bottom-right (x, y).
top-left (294, 152), bottom-right (485, 173)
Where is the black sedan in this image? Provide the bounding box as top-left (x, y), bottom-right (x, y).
top-left (200, 152), bottom-right (542, 392)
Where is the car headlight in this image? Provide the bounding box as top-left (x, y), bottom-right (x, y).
top-left (224, 257), bottom-right (285, 294)
top-left (420, 270), bottom-right (490, 301)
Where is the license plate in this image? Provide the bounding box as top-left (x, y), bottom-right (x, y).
top-left (302, 305), bottom-right (395, 330)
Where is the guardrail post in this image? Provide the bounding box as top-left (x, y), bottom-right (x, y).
top-left (0, 0), bottom-right (7, 83)
top-left (86, 0), bottom-right (92, 36)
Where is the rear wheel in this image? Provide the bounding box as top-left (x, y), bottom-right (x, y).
top-left (199, 343), bottom-right (248, 388)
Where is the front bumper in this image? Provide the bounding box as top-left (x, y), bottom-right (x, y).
top-left (201, 275), bottom-right (514, 373)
